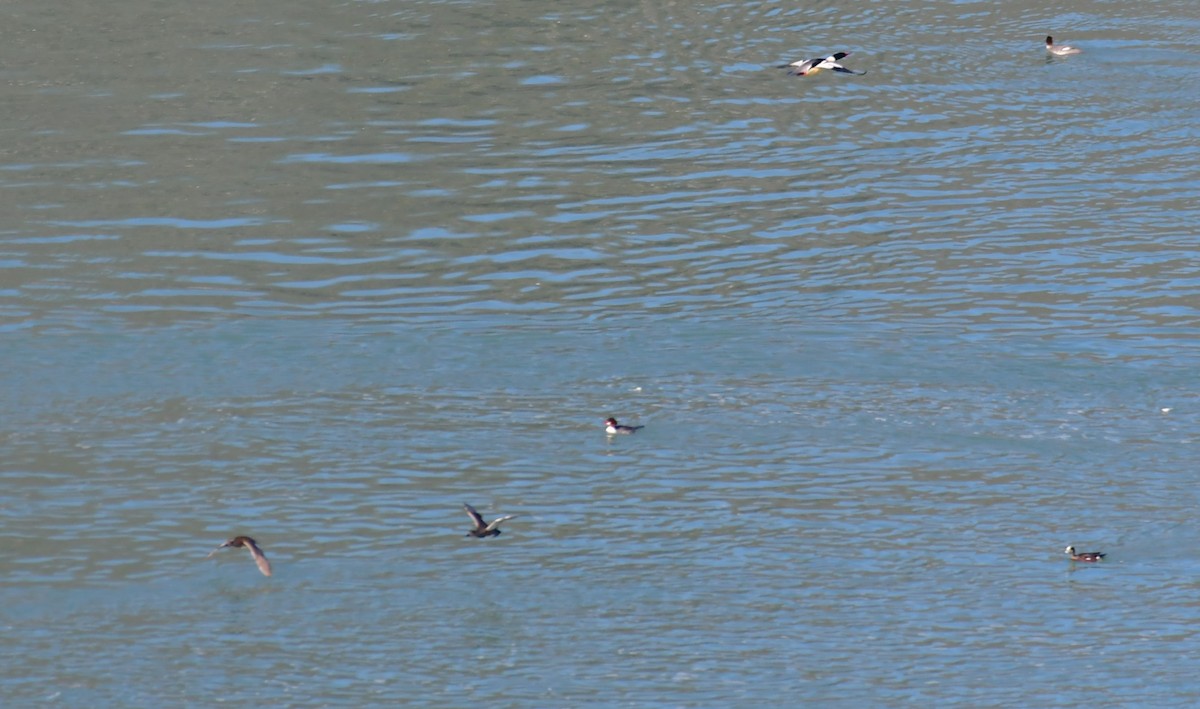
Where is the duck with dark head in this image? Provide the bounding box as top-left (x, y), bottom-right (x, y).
top-left (1064, 545), bottom-right (1105, 562)
top-left (604, 417), bottom-right (643, 435)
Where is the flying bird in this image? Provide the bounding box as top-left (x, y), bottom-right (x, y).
top-left (207, 536), bottom-right (272, 576)
top-left (463, 503), bottom-right (517, 538)
top-left (778, 52), bottom-right (866, 77)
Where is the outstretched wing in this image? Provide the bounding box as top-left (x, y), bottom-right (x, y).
top-left (832, 67), bottom-right (866, 75)
top-left (780, 58), bottom-right (815, 74)
top-left (245, 539), bottom-right (272, 577)
top-left (485, 515), bottom-right (517, 532)
top-left (463, 503), bottom-right (486, 529)
top-left (205, 537), bottom-right (235, 559)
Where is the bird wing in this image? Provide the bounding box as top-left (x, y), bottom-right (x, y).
top-left (463, 503), bottom-right (486, 528)
top-left (485, 515), bottom-right (516, 532)
top-left (245, 539), bottom-right (272, 577)
top-left (205, 538), bottom-right (235, 559)
top-left (782, 58), bottom-right (816, 73)
top-left (831, 66), bottom-right (866, 75)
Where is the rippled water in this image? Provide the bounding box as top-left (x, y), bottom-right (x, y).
top-left (4, 0), bottom-right (1200, 705)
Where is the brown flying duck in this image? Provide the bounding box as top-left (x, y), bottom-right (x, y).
top-left (463, 503), bottom-right (516, 538)
top-left (208, 536), bottom-right (272, 576)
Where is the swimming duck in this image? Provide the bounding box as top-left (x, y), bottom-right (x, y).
top-left (778, 52), bottom-right (866, 77)
top-left (207, 536), bottom-right (272, 576)
top-left (604, 417), bottom-right (644, 435)
top-left (463, 503), bottom-right (516, 538)
top-left (1045, 36), bottom-right (1081, 56)
top-left (1064, 545), bottom-right (1105, 562)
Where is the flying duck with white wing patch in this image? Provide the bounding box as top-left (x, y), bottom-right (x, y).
top-left (778, 52), bottom-right (866, 77)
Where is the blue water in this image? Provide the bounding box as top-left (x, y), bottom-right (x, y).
top-left (3, 0), bottom-right (1200, 705)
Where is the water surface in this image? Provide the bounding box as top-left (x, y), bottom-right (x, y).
top-left (4, 0), bottom-right (1200, 705)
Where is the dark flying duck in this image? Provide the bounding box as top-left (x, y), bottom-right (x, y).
top-left (464, 503), bottom-right (517, 538)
